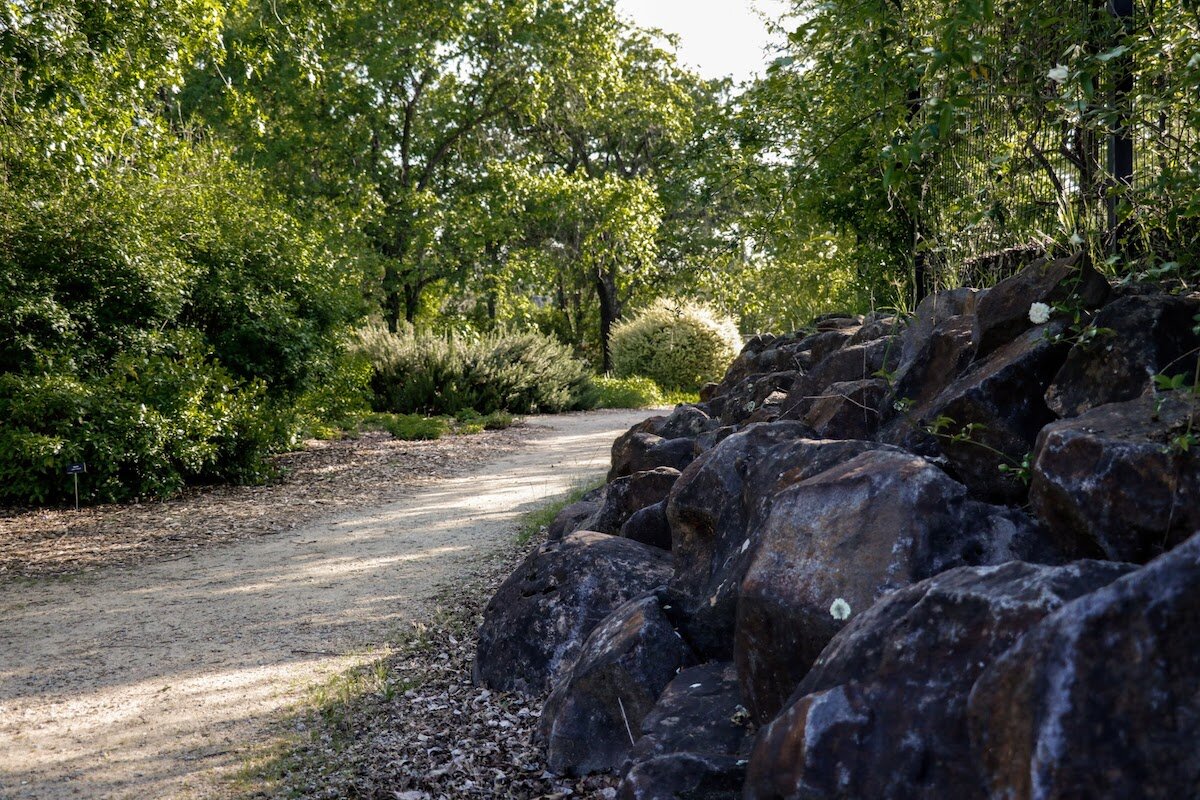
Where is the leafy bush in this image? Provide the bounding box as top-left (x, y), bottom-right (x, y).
top-left (354, 325), bottom-right (598, 415)
top-left (0, 333), bottom-right (281, 505)
top-left (363, 413), bottom-right (449, 441)
top-left (593, 376), bottom-right (665, 409)
top-left (610, 300), bottom-right (742, 392)
top-left (482, 411), bottom-right (515, 430)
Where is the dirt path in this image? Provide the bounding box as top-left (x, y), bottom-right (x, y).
top-left (0, 409), bottom-right (650, 800)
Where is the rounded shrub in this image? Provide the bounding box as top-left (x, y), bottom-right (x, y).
top-left (610, 300), bottom-right (742, 392)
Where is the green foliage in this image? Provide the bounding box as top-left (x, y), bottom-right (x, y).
top-left (610, 300), bottom-right (741, 392)
top-left (593, 376), bottom-right (665, 409)
top-left (0, 333), bottom-right (281, 505)
top-left (362, 413), bottom-right (449, 441)
top-left (354, 325), bottom-right (597, 416)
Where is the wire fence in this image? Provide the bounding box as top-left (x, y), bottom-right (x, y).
top-left (910, 0), bottom-right (1200, 288)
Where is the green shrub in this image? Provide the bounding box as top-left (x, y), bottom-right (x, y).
top-left (363, 413), bottom-right (449, 441)
top-left (354, 325), bottom-right (598, 416)
top-left (593, 375), bottom-right (665, 408)
top-left (610, 300), bottom-right (742, 392)
top-left (482, 411), bottom-right (515, 430)
top-left (0, 332), bottom-right (280, 505)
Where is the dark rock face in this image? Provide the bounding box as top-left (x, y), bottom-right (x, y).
top-left (610, 432), bottom-right (698, 481)
top-left (743, 561), bottom-right (1134, 800)
top-left (802, 378), bottom-right (889, 440)
top-left (847, 315), bottom-right (902, 347)
top-left (734, 449), bottom-right (1058, 722)
top-left (620, 500), bottom-right (672, 550)
top-left (587, 468), bottom-right (682, 535)
top-left (474, 532), bottom-right (672, 695)
top-left (888, 323), bottom-right (1071, 502)
top-left (1030, 393), bottom-right (1200, 562)
top-left (717, 371), bottom-right (799, 426)
top-left (618, 663), bottom-right (753, 800)
top-left (667, 424), bottom-right (894, 659)
top-left (547, 490), bottom-right (605, 541)
top-left (785, 337), bottom-right (901, 414)
top-left (972, 252), bottom-right (1109, 357)
top-left (891, 313), bottom-right (978, 412)
top-left (969, 532), bottom-right (1200, 800)
top-left (1045, 294), bottom-right (1200, 418)
top-left (899, 288), bottom-right (984, 369)
top-left (539, 594), bottom-right (693, 776)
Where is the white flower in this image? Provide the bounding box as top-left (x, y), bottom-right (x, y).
top-left (829, 598), bottom-right (852, 621)
top-left (1069, 232), bottom-right (1084, 246)
top-left (1047, 65), bottom-right (1070, 84)
top-left (1029, 302), bottom-right (1052, 325)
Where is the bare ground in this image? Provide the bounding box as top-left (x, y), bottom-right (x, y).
top-left (0, 409), bottom-right (651, 800)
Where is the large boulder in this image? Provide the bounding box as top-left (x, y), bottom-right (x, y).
top-left (610, 432), bottom-right (698, 482)
top-left (890, 312), bottom-right (978, 413)
top-left (886, 322), bottom-right (1071, 502)
top-left (972, 252), bottom-right (1109, 357)
top-left (743, 560), bottom-right (1134, 800)
top-left (784, 337), bottom-right (901, 416)
top-left (734, 449), bottom-right (1059, 722)
top-left (539, 594), bottom-right (694, 776)
top-left (716, 371), bottom-right (800, 426)
top-left (546, 487), bottom-right (605, 541)
top-left (801, 378), bottom-right (889, 440)
top-left (586, 468), bottom-right (682, 535)
top-left (969, 531), bottom-right (1200, 800)
top-left (899, 287), bottom-right (985, 370)
top-left (666, 423), bottom-right (895, 659)
top-left (620, 500), bottom-right (672, 550)
top-left (1044, 293), bottom-right (1200, 418)
top-left (1030, 392), bottom-right (1200, 562)
top-left (474, 531), bottom-right (672, 695)
top-left (618, 662), bottom-right (754, 800)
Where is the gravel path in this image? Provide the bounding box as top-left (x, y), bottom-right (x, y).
top-left (0, 409), bottom-right (650, 800)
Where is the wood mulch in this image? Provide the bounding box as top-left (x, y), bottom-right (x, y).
top-left (0, 425), bottom-right (536, 580)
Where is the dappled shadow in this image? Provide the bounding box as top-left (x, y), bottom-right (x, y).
top-left (0, 409), bottom-right (651, 800)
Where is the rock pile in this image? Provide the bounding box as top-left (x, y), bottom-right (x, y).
top-left (474, 254), bottom-right (1200, 799)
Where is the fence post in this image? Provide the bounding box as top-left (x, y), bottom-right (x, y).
top-left (1107, 0), bottom-right (1135, 258)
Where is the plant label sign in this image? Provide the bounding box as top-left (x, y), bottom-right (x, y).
top-left (66, 463), bottom-right (87, 475)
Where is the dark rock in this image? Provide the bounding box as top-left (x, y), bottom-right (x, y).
top-left (973, 252), bottom-right (1109, 357)
top-left (1030, 393), bottom-right (1200, 562)
top-left (891, 313), bottom-right (978, 412)
top-left (539, 594), bottom-right (694, 776)
top-left (801, 378), bottom-right (889, 440)
top-left (610, 432), bottom-right (698, 481)
top-left (547, 497), bottom-right (603, 541)
top-left (734, 449), bottom-right (1059, 722)
top-left (474, 531), bottom-right (672, 695)
top-left (618, 663), bottom-right (753, 800)
top-left (1045, 293), bottom-right (1200, 418)
top-left (655, 405), bottom-right (723, 440)
top-left (699, 382), bottom-right (720, 403)
top-left (812, 314), bottom-right (864, 331)
top-left (886, 322), bottom-right (1072, 503)
top-left (785, 337), bottom-right (901, 415)
top-left (847, 315), bottom-right (903, 347)
top-left (743, 561), bottom-right (1134, 800)
top-left (968, 531), bottom-right (1200, 800)
top-left (587, 468), bottom-right (682, 535)
top-left (620, 500), bottom-right (672, 550)
top-left (899, 287), bottom-right (985, 370)
top-left (667, 424), bottom-right (896, 659)
top-left (717, 371), bottom-right (800, 426)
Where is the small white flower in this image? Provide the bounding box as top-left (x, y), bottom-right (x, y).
top-left (1028, 302), bottom-right (1052, 325)
top-left (1047, 65), bottom-right (1070, 84)
top-left (830, 598), bottom-right (852, 621)
top-left (1069, 232), bottom-right (1084, 246)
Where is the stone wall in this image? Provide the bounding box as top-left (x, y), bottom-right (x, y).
top-left (474, 254), bottom-right (1200, 799)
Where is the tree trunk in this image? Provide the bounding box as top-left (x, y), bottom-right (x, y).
top-left (596, 269), bottom-right (620, 373)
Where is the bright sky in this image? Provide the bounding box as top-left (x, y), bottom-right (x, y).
top-left (614, 0), bottom-right (791, 83)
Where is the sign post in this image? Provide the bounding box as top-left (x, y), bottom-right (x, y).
top-left (66, 463), bottom-right (86, 511)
